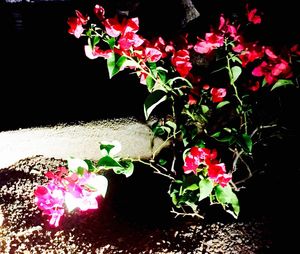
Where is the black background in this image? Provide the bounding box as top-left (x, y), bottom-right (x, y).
top-left (0, 0), bottom-right (299, 131)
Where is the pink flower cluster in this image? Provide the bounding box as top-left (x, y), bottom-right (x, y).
top-left (183, 147), bottom-right (232, 187)
top-left (34, 166), bottom-right (107, 227)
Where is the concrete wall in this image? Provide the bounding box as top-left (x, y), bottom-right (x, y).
top-left (0, 118), bottom-right (164, 169)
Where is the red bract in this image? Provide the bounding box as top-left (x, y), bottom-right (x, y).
top-left (85, 45), bottom-right (113, 60)
top-left (67, 10), bottom-right (89, 38)
top-left (118, 32), bottom-right (144, 50)
top-left (238, 43), bottom-right (265, 67)
top-left (210, 88), bottom-right (226, 103)
top-left (207, 163), bottom-right (232, 187)
top-left (94, 4), bottom-right (105, 20)
top-left (194, 33), bottom-right (224, 54)
top-left (291, 44), bottom-right (300, 56)
top-left (144, 47), bottom-right (163, 62)
top-left (171, 49), bottom-right (192, 77)
top-left (102, 16), bottom-right (123, 37)
top-left (252, 57), bottom-right (292, 85)
top-left (215, 173), bottom-right (232, 187)
top-left (247, 6), bottom-right (261, 24)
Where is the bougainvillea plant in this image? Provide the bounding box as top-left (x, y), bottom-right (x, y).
top-left (35, 2), bottom-right (300, 226)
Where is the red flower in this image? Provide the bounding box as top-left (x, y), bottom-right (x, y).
top-left (102, 16), bottom-right (123, 37)
top-left (67, 10), bottom-right (89, 38)
top-left (207, 162), bottom-right (226, 179)
top-left (210, 88), bottom-right (226, 103)
top-left (94, 4), bottom-right (105, 20)
top-left (194, 33), bottom-right (224, 54)
top-left (215, 173), bottom-right (232, 187)
top-left (171, 49), bottom-right (192, 77)
top-left (182, 147), bottom-right (212, 174)
top-left (84, 45), bottom-right (113, 60)
top-left (247, 6), bottom-right (261, 24)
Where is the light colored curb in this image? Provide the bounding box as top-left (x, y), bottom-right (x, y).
top-left (0, 117), bottom-right (164, 169)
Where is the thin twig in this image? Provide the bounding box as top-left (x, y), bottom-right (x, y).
top-left (170, 208), bottom-right (204, 219)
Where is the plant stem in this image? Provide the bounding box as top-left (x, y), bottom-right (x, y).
top-left (226, 54), bottom-right (248, 133)
top-left (136, 158), bottom-right (175, 180)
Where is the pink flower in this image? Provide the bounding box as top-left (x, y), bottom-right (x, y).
top-left (144, 47), bottom-right (163, 62)
top-left (34, 183), bottom-right (65, 227)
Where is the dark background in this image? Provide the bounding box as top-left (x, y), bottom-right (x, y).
top-left (0, 0), bottom-right (299, 131)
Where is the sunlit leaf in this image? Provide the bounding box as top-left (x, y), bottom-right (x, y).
top-left (166, 120), bottom-right (177, 131)
top-left (117, 160), bottom-right (134, 177)
top-left (201, 105), bottom-right (209, 114)
top-left (271, 79), bottom-right (295, 91)
top-left (231, 66), bottom-right (242, 83)
top-left (199, 178), bottom-right (214, 201)
top-left (84, 159), bottom-right (97, 172)
top-left (216, 100), bottom-right (230, 109)
top-left (144, 90), bottom-right (167, 120)
top-left (107, 54), bottom-right (127, 78)
top-left (183, 183), bottom-right (199, 194)
top-left (97, 156), bottom-right (122, 168)
top-left (146, 75), bottom-right (155, 91)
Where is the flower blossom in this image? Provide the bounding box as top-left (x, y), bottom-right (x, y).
top-left (210, 88), bottom-right (226, 103)
top-left (67, 10), bottom-right (89, 38)
top-left (183, 146), bottom-right (232, 187)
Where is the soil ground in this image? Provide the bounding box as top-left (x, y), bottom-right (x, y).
top-left (0, 156), bottom-right (275, 253)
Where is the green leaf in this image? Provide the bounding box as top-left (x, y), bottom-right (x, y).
top-left (201, 105), bottom-right (209, 114)
top-left (118, 160), bottom-right (134, 177)
top-left (157, 69), bottom-right (167, 83)
top-left (84, 159), bottom-right (97, 172)
top-left (144, 90), bottom-right (167, 120)
top-left (231, 66), bottom-right (242, 83)
top-left (241, 133), bottom-right (252, 153)
top-left (148, 62), bottom-right (157, 76)
top-left (271, 79), bottom-right (295, 91)
top-left (100, 144), bottom-right (115, 155)
top-left (183, 183), bottom-right (199, 194)
top-left (199, 178), bottom-right (214, 201)
top-left (211, 131), bottom-right (221, 138)
top-left (77, 166), bottom-right (85, 176)
top-left (107, 54), bottom-right (127, 78)
top-left (92, 36), bottom-right (100, 47)
top-left (229, 193), bottom-right (240, 218)
top-left (105, 37), bottom-right (116, 49)
top-left (185, 201), bottom-right (198, 212)
top-left (214, 185), bottom-right (240, 218)
top-left (159, 159), bottom-right (167, 166)
top-left (170, 189), bottom-right (179, 205)
top-left (107, 53), bottom-right (116, 79)
top-left (166, 120), bottom-right (177, 131)
top-left (216, 100), bottom-right (230, 109)
top-left (97, 156), bottom-right (122, 168)
top-left (215, 185), bottom-right (233, 204)
top-left (146, 75), bottom-right (155, 91)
